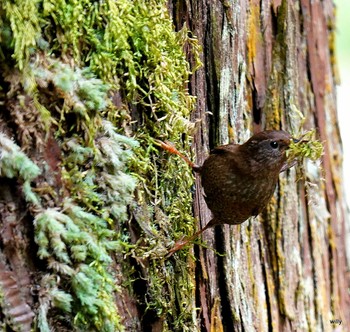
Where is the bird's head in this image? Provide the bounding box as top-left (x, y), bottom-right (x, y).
top-left (242, 130), bottom-right (297, 172)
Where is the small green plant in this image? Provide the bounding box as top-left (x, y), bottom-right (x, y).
top-left (287, 129), bottom-right (324, 163)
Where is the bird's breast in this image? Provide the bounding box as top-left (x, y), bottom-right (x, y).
top-left (200, 155), bottom-right (279, 224)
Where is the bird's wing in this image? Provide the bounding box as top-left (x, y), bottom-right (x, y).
top-left (211, 143), bottom-right (239, 155)
top-left (210, 144), bottom-right (251, 175)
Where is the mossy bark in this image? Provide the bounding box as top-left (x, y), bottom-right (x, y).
top-left (1, 0), bottom-right (198, 331)
top-left (0, 0), bottom-right (349, 331)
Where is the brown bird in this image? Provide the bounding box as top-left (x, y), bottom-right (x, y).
top-left (158, 130), bottom-right (298, 255)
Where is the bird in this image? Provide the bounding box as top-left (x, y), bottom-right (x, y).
top-left (157, 130), bottom-right (298, 255)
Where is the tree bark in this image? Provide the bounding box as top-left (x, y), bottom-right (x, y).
top-left (170, 0), bottom-right (350, 331)
top-left (0, 0), bottom-right (349, 331)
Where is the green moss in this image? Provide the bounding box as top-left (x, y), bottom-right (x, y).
top-left (1, 0), bottom-right (41, 69)
top-left (0, 132), bottom-right (41, 204)
top-left (1, 0), bottom-right (201, 330)
top-left (287, 129), bottom-right (324, 164)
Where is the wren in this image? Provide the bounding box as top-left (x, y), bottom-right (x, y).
top-left (158, 130), bottom-right (297, 254)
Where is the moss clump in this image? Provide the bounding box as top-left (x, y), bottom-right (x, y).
top-left (0, 132), bottom-right (41, 204)
top-left (287, 130), bottom-right (324, 164)
top-left (1, 0), bottom-right (41, 69)
top-left (34, 202), bottom-right (124, 331)
top-left (0, 133), bottom-right (40, 181)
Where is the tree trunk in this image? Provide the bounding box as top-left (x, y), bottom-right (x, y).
top-left (0, 0), bottom-right (349, 331)
top-left (171, 0), bottom-right (350, 331)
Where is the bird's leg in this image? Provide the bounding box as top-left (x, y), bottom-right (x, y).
top-left (166, 220), bottom-right (215, 257)
top-left (155, 139), bottom-right (201, 172)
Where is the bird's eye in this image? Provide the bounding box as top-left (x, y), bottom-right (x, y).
top-left (270, 141), bottom-right (279, 149)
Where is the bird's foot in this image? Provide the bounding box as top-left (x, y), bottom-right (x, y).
top-left (154, 139), bottom-right (200, 171)
top-left (166, 237), bottom-right (192, 258)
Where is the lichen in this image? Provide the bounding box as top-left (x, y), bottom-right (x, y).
top-left (247, 4), bottom-right (261, 66)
